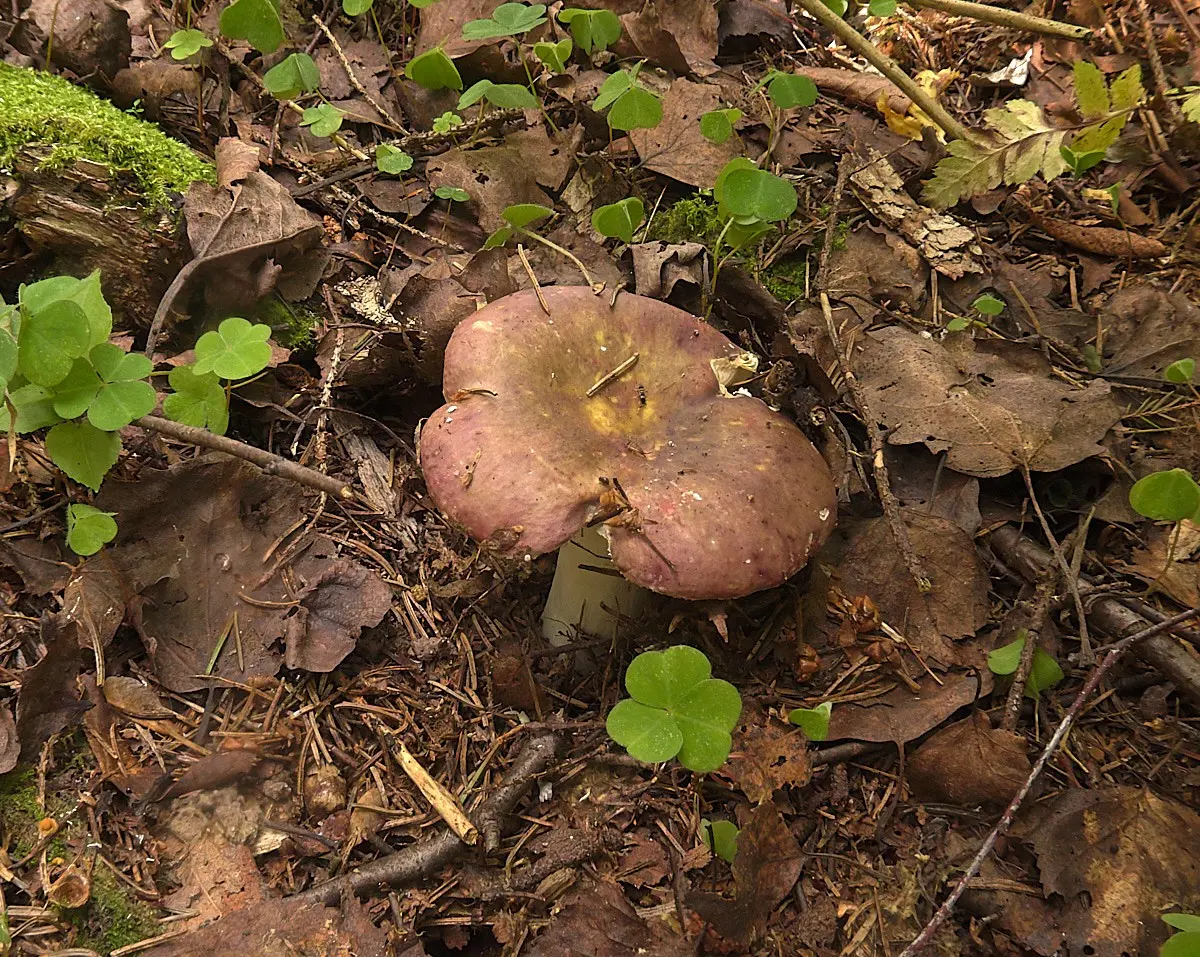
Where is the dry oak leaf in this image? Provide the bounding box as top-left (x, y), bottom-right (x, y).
top-left (853, 326), bottom-right (1122, 478)
top-left (621, 0), bottom-right (719, 76)
top-left (629, 79), bottom-right (739, 187)
top-left (525, 880), bottom-right (691, 957)
top-left (1011, 786), bottom-right (1200, 957)
top-left (908, 712), bottom-right (1029, 808)
top-left (826, 671), bottom-right (989, 745)
top-left (836, 509), bottom-right (990, 665)
top-left (1124, 519), bottom-right (1200, 608)
top-left (1099, 284), bottom-right (1200, 379)
top-left (426, 141), bottom-right (557, 234)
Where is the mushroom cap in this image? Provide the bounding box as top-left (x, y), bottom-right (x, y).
top-left (419, 286), bottom-right (836, 600)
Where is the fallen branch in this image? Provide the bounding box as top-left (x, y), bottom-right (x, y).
top-left (897, 605), bottom-right (1200, 957)
top-left (906, 0), bottom-right (1090, 39)
top-left (288, 732), bottom-right (563, 905)
top-left (990, 525), bottom-right (1200, 703)
top-left (789, 0), bottom-right (979, 144)
top-left (137, 415), bottom-right (353, 501)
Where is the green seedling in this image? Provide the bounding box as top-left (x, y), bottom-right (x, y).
top-left (1165, 358), bottom-right (1195, 384)
top-left (787, 701), bottom-right (832, 741)
top-left (606, 645), bottom-right (742, 773)
top-left (1163, 915), bottom-right (1200, 957)
top-left (375, 144), bottom-right (414, 175)
top-left (343, 0), bottom-right (372, 13)
top-left (163, 28), bottom-right (212, 59)
top-left (988, 632), bottom-right (1064, 698)
top-left (432, 111), bottom-right (464, 133)
top-left (593, 65), bottom-right (663, 132)
top-left (193, 317), bottom-right (273, 380)
top-left (823, 0), bottom-right (848, 15)
top-left (483, 203), bottom-right (553, 249)
top-left (406, 47), bottom-right (462, 92)
top-left (947, 292), bottom-right (1005, 332)
top-left (263, 53), bottom-right (320, 99)
top-left (219, 0), bottom-right (284, 53)
top-left (1060, 144), bottom-right (1106, 175)
top-left (592, 197), bottom-right (645, 244)
top-left (756, 70), bottom-right (819, 109)
top-left (701, 819), bottom-right (739, 864)
top-left (462, 2), bottom-right (547, 39)
top-left (1129, 468), bottom-right (1200, 522)
top-left (66, 504), bottom-right (117, 557)
top-left (534, 38), bottom-right (572, 73)
top-left (700, 108), bottom-right (743, 144)
top-left (458, 79), bottom-right (538, 111)
top-left (720, 166), bottom-right (797, 222)
top-left (869, 0), bottom-right (898, 14)
top-left (161, 365), bottom-right (229, 435)
top-left (300, 103), bottom-right (343, 138)
top-left (557, 7), bottom-right (621, 54)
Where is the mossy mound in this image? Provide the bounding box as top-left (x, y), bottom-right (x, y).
top-left (0, 63), bottom-right (214, 207)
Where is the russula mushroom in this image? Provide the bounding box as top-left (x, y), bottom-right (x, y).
top-left (419, 286), bottom-right (837, 643)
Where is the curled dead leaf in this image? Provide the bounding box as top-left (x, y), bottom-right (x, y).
top-left (908, 712), bottom-right (1030, 808)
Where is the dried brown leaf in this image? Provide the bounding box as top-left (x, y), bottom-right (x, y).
top-left (16, 617), bottom-right (89, 757)
top-left (826, 671), bottom-right (989, 744)
top-left (526, 880), bottom-right (691, 957)
top-left (629, 80), bottom-right (739, 187)
top-left (908, 712), bottom-right (1030, 808)
top-left (1099, 285), bottom-right (1200, 378)
top-left (726, 707), bottom-right (810, 804)
top-left (0, 704), bottom-right (18, 774)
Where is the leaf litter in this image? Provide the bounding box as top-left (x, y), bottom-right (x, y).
top-left (0, 0), bottom-right (1198, 952)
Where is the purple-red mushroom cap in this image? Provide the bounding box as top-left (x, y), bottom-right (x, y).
top-left (419, 286), bottom-right (837, 600)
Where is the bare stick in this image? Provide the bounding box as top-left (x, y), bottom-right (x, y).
top-left (906, 0), bottom-right (1090, 38)
top-left (1001, 571), bottom-right (1057, 730)
top-left (137, 415), bottom-right (353, 500)
top-left (898, 606), bottom-right (1200, 957)
top-left (311, 15), bottom-right (405, 132)
top-left (288, 732), bottom-right (563, 905)
top-left (788, 0), bottom-right (979, 144)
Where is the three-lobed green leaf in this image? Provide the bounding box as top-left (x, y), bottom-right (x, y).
top-left (593, 68), bottom-right (662, 131)
top-left (45, 421), bottom-right (121, 492)
top-left (219, 0), bottom-right (284, 53)
top-left (972, 293), bottom-right (1005, 316)
top-left (701, 819), bottom-right (739, 864)
top-left (721, 167), bottom-right (797, 222)
top-left (558, 7), bottom-right (621, 54)
top-left (533, 38), bottom-right (572, 73)
top-left (787, 701), bottom-right (832, 741)
top-left (301, 103), bottom-right (343, 137)
top-left (699, 108), bottom-right (742, 144)
top-left (406, 47), bottom-right (462, 91)
top-left (343, 0), bottom-right (372, 14)
top-left (263, 52), bottom-right (320, 99)
top-left (435, 185), bottom-right (470, 202)
top-left (162, 365), bottom-right (230, 435)
top-left (458, 79), bottom-right (538, 111)
top-left (1165, 358), bottom-right (1195, 384)
top-left (193, 317), bottom-right (273, 380)
top-left (19, 300), bottom-right (91, 387)
top-left (375, 144), bottom-right (414, 175)
top-left (592, 196), bottom-right (644, 243)
top-left (987, 634), bottom-right (1064, 699)
top-left (85, 344), bottom-right (156, 431)
top-left (1128, 468), bottom-right (1200, 522)
top-left (66, 503), bottom-right (117, 556)
top-left (462, 2), bottom-right (547, 40)
top-left (766, 72), bottom-right (818, 110)
top-left (606, 645), bottom-right (742, 773)
top-left (163, 28), bottom-right (213, 59)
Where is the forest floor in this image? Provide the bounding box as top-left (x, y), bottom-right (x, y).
top-left (0, 0), bottom-right (1199, 954)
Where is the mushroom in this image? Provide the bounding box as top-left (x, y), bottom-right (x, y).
top-left (419, 286), bottom-right (837, 643)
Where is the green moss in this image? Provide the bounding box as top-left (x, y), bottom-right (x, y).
top-left (252, 295), bottom-right (322, 350)
top-left (0, 767), bottom-right (43, 850)
top-left (761, 255), bottom-right (809, 303)
top-left (0, 63), bottom-right (214, 207)
top-left (646, 195), bottom-right (727, 247)
top-left (68, 865), bottom-right (161, 953)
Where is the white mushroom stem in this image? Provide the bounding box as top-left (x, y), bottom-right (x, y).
top-left (541, 524), bottom-right (651, 645)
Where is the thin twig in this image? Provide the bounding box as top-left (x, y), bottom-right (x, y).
top-left (1001, 571), bottom-right (1058, 730)
top-left (898, 606), bottom-right (1200, 957)
top-left (310, 15), bottom-right (405, 132)
top-left (906, 0), bottom-right (1090, 38)
top-left (288, 732), bottom-right (563, 905)
top-left (515, 227), bottom-right (604, 291)
top-left (788, 0), bottom-right (980, 144)
top-left (137, 415), bottom-right (353, 500)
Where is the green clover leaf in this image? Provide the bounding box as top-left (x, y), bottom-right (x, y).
top-left (435, 185), bottom-right (470, 202)
top-left (85, 343), bottom-right (156, 431)
top-left (592, 196), bottom-right (645, 243)
top-left (1129, 468), bottom-right (1200, 522)
top-left (700, 108), bottom-right (743, 144)
top-left (50, 360), bottom-right (103, 420)
top-left (406, 47), bottom-right (462, 91)
top-left (558, 7), bottom-right (621, 54)
top-left (1161, 932), bottom-right (1200, 957)
top-left (457, 79), bottom-right (538, 111)
top-left (21, 270), bottom-right (111, 348)
top-left (533, 38), bottom-right (572, 73)
top-left (462, 2), bottom-right (547, 40)
top-left (343, 0), bottom-right (372, 14)
top-left (869, 0), bottom-right (898, 14)
top-left (162, 365), bottom-right (230, 435)
top-left (762, 72), bottom-right (818, 109)
top-left (1165, 358), bottom-right (1196, 384)
top-left (1164, 916), bottom-right (1200, 934)
top-left (263, 52), bottom-right (320, 99)
top-left (606, 84), bottom-right (661, 132)
top-left (432, 111), bottom-right (464, 133)
top-left (987, 636), bottom-right (1025, 675)
top-left (700, 819), bottom-right (739, 864)
top-left (987, 634), bottom-right (1064, 699)
top-left (4, 383), bottom-right (62, 434)
top-left (606, 645), bottom-right (742, 773)
top-left (720, 167), bottom-right (797, 222)
top-left (375, 144), bottom-right (414, 175)
top-left (18, 299), bottom-right (92, 387)
top-left (219, 0), bottom-right (284, 53)
top-left (193, 317), bottom-right (273, 380)
top-left (45, 421), bottom-right (121, 491)
top-left (66, 503), bottom-right (117, 557)
top-left (301, 103), bottom-right (343, 137)
top-left (787, 701), bottom-right (832, 741)
top-left (163, 28), bottom-right (213, 59)
top-left (972, 293), bottom-right (1006, 316)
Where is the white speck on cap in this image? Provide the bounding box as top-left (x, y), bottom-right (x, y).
top-left (446, 405), bottom-right (458, 413)
top-left (819, 508), bottom-right (830, 521)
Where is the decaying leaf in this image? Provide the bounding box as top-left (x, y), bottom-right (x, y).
top-left (0, 703), bottom-right (19, 774)
top-left (1002, 787), bottom-right (1200, 957)
top-left (1123, 520), bottom-right (1200, 612)
top-left (16, 616), bottom-right (89, 758)
top-left (526, 880), bottom-right (691, 957)
top-left (629, 80), bottom-right (740, 187)
top-left (1099, 284), bottom-right (1200, 378)
top-left (908, 712), bottom-right (1029, 808)
top-left (630, 241), bottom-right (706, 299)
top-left (726, 705), bottom-right (810, 804)
top-left (826, 671), bottom-right (988, 745)
top-left (689, 802), bottom-right (803, 944)
top-left (622, 0), bottom-right (718, 76)
top-left (837, 510), bottom-right (990, 664)
top-left (852, 326), bottom-right (1123, 478)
